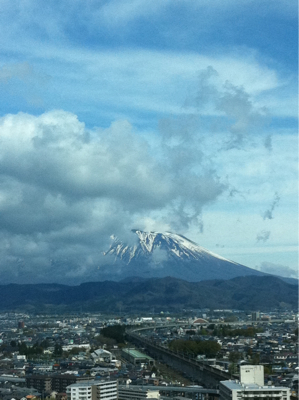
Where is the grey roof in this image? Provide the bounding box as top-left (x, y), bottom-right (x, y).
top-left (67, 379), bottom-right (117, 388)
top-left (220, 380), bottom-right (290, 391)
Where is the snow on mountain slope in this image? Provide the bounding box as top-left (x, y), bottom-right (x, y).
top-left (101, 229), bottom-right (267, 282)
top-left (104, 229), bottom-right (239, 265)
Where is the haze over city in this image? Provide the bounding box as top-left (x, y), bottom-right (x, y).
top-left (0, 0), bottom-right (297, 284)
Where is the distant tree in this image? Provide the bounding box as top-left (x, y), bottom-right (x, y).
top-left (169, 339), bottom-right (220, 357)
top-left (199, 341), bottom-right (221, 357)
top-left (53, 344), bottom-right (63, 357)
top-left (32, 342), bottom-right (43, 355)
top-left (247, 348), bottom-right (253, 357)
top-left (186, 330), bottom-right (196, 335)
top-left (229, 352), bottom-right (241, 363)
top-left (18, 342), bottom-right (28, 355)
top-left (69, 347), bottom-right (81, 355)
top-left (101, 325), bottom-right (127, 343)
top-left (229, 363), bottom-right (237, 376)
top-left (264, 365), bottom-right (272, 374)
top-left (94, 334), bottom-right (116, 347)
top-left (213, 327), bottom-right (220, 336)
top-left (40, 339), bottom-right (50, 349)
top-left (151, 365), bottom-right (157, 374)
top-left (10, 340), bottom-right (17, 348)
top-left (251, 353), bottom-right (260, 365)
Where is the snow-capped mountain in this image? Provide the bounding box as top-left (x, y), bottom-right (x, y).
top-left (105, 230), bottom-right (237, 264)
top-left (102, 230), bottom-right (265, 282)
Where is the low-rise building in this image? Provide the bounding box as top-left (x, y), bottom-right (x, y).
top-left (26, 375), bottom-right (52, 393)
top-left (26, 374), bottom-right (90, 394)
top-left (122, 348), bottom-right (155, 367)
top-left (66, 380), bottom-right (118, 400)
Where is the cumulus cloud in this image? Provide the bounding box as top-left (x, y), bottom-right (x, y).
top-left (0, 112), bottom-right (171, 208)
top-left (0, 109), bottom-right (227, 283)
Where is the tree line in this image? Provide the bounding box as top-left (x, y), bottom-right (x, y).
top-left (17, 341), bottom-right (63, 357)
top-left (209, 325), bottom-right (263, 337)
top-left (169, 339), bottom-right (221, 357)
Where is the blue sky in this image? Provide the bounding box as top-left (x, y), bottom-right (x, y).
top-left (0, 0), bottom-right (297, 283)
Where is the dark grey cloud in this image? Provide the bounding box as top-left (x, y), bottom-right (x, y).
top-left (217, 82), bottom-right (269, 150)
top-left (263, 192), bottom-right (280, 220)
top-left (184, 67), bottom-right (270, 151)
top-left (264, 134), bottom-right (272, 151)
top-left (256, 230), bottom-right (271, 243)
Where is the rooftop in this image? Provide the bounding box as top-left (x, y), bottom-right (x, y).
top-left (220, 380), bottom-right (290, 391)
top-left (67, 379), bottom-right (117, 388)
top-left (122, 348), bottom-right (154, 360)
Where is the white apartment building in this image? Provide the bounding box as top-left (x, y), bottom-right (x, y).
top-left (66, 380), bottom-right (117, 400)
top-left (220, 366), bottom-right (290, 400)
top-left (239, 365), bottom-right (264, 386)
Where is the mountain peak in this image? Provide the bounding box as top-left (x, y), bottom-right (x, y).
top-left (105, 229), bottom-right (237, 265)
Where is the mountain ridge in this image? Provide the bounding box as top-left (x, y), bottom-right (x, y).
top-left (0, 275), bottom-right (296, 312)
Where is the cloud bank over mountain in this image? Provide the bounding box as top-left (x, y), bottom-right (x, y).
top-left (0, 108), bottom-right (225, 282)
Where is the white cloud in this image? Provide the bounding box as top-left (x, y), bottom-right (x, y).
top-left (0, 111), bottom-right (173, 208)
top-left (0, 41), bottom-right (287, 122)
top-left (99, 0), bottom-right (169, 25)
top-left (255, 262), bottom-right (298, 279)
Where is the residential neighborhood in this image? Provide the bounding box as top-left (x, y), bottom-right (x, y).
top-left (0, 309), bottom-right (297, 400)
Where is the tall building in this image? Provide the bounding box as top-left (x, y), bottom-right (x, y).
top-left (219, 366), bottom-right (290, 400)
top-left (66, 380), bottom-right (118, 400)
top-left (18, 321), bottom-right (25, 329)
top-left (251, 312), bottom-right (260, 322)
